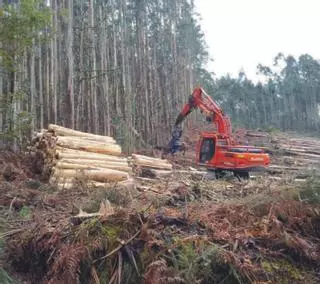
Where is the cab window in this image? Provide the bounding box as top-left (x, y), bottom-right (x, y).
top-left (200, 138), bottom-right (215, 163)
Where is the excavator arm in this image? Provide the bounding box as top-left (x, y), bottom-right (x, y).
top-left (175, 88), bottom-right (232, 135)
top-left (168, 87), bottom-right (232, 154)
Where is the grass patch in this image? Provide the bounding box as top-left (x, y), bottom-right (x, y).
top-left (261, 259), bottom-right (305, 283)
top-left (0, 268), bottom-right (19, 284)
top-left (19, 206), bottom-right (32, 219)
top-left (166, 241), bottom-right (244, 284)
top-left (24, 179), bottom-right (41, 190)
top-left (298, 174), bottom-right (320, 204)
top-left (82, 185), bottom-right (133, 213)
top-left (1, 232), bottom-right (19, 284)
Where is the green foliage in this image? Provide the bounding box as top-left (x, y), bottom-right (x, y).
top-left (19, 206), bottom-right (32, 219)
top-left (0, 268), bottom-right (19, 284)
top-left (0, 233), bottom-right (17, 283)
top-left (261, 259), bottom-right (304, 282)
top-left (112, 115), bottom-right (131, 152)
top-left (0, 0), bottom-right (53, 147)
top-left (213, 53), bottom-right (320, 133)
top-left (266, 127), bottom-right (280, 134)
top-left (0, 99), bottom-right (33, 143)
top-left (24, 179), bottom-right (41, 190)
top-left (299, 174), bottom-right (320, 204)
top-left (168, 241), bottom-right (243, 284)
top-left (0, 0), bottom-right (52, 70)
top-left (82, 186), bottom-right (132, 214)
top-left (103, 187), bottom-right (132, 207)
top-left (0, 237), bottom-right (4, 255)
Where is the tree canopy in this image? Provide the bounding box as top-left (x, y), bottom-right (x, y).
top-left (215, 53), bottom-right (320, 133)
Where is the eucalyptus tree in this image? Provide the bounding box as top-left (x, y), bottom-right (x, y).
top-left (0, 0), bottom-right (52, 144)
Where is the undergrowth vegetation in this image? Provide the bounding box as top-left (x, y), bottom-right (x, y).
top-left (0, 150), bottom-right (320, 283)
top-left (1, 177), bottom-right (319, 284)
top-left (299, 174), bottom-right (320, 204)
top-left (0, 268), bottom-right (18, 284)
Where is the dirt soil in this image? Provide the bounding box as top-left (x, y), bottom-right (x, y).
top-left (0, 130), bottom-right (320, 284)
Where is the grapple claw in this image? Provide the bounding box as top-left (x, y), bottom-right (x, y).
top-left (168, 125), bottom-right (183, 154)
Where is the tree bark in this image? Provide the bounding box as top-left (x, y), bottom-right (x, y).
top-left (67, 0), bottom-right (74, 129)
top-left (38, 39), bottom-right (44, 130)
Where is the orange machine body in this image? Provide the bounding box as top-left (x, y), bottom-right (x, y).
top-left (171, 87), bottom-right (270, 177)
top-left (196, 132), bottom-right (270, 172)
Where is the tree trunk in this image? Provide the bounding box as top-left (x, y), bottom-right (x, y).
top-left (51, 0), bottom-right (58, 124)
top-left (67, 0), bottom-right (74, 129)
top-left (38, 39), bottom-right (44, 130)
top-left (30, 41), bottom-right (36, 134)
top-left (88, 0), bottom-right (97, 133)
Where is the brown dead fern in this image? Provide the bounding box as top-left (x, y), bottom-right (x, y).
top-left (47, 244), bottom-right (88, 284)
top-left (143, 259), bottom-right (185, 284)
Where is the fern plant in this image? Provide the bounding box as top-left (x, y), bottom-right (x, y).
top-left (167, 242), bottom-right (244, 284)
top-left (299, 173), bottom-right (320, 204)
top-left (0, 268), bottom-right (19, 284)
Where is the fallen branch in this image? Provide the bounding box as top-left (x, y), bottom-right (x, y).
top-left (94, 229), bottom-right (141, 262)
top-left (0, 228), bottom-right (25, 239)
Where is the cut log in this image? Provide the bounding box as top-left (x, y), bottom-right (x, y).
top-left (279, 144), bottom-right (320, 151)
top-left (278, 145), bottom-right (320, 155)
top-left (56, 147), bottom-right (127, 161)
top-left (280, 151), bottom-right (320, 159)
top-left (57, 181), bottom-right (131, 190)
top-left (50, 177), bottom-right (135, 189)
top-left (57, 135), bottom-right (116, 144)
top-left (139, 168), bottom-right (173, 178)
top-left (53, 168), bottom-right (129, 183)
top-left (245, 132), bottom-right (269, 138)
top-left (132, 154), bottom-right (170, 164)
top-left (278, 156), bottom-right (320, 167)
top-left (56, 136), bottom-right (116, 147)
top-left (56, 152), bottom-right (126, 162)
top-left (133, 159), bottom-right (173, 170)
top-left (56, 137), bottom-right (122, 155)
top-left (283, 149), bottom-right (320, 156)
top-left (268, 165), bottom-right (303, 171)
top-left (57, 158), bottom-right (128, 167)
top-left (267, 176), bottom-right (307, 182)
top-left (132, 154), bottom-right (172, 170)
top-left (48, 124), bottom-right (114, 140)
top-left (284, 138), bottom-right (320, 146)
top-left (56, 161), bottom-right (132, 172)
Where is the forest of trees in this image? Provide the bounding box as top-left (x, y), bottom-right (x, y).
top-left (0, 0), bottom-right (211, 151)
top-left (0, 0), bottom-right (319, 152)
top-left (213, 53), bottom-right (320, 133)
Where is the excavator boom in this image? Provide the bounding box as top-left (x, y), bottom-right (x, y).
top-left (174, 88), bottom-right (232, 137)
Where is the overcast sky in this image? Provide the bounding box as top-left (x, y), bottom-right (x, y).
top-left (194, 0), bottom-right (320, 81)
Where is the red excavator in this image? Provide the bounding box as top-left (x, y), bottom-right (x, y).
top-left (167, 87), bottom-right (270, 179)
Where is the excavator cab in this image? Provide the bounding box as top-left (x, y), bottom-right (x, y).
top-left (198, 133), bottom-right (230, 165)
top-left (199, 137), bottom-right (215, 164)
top-left (196, 132), bottom-right (270, 179)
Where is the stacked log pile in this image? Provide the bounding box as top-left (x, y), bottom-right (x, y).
top-left (29, 124), bottom-right (131, 188)
top-left (29, 124), bottom-right (174, 188)
top-left (244, 131), bottom-right (320, 177)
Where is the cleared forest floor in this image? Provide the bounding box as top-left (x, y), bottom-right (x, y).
top-left (0, 130), bottom-right (320, 284)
